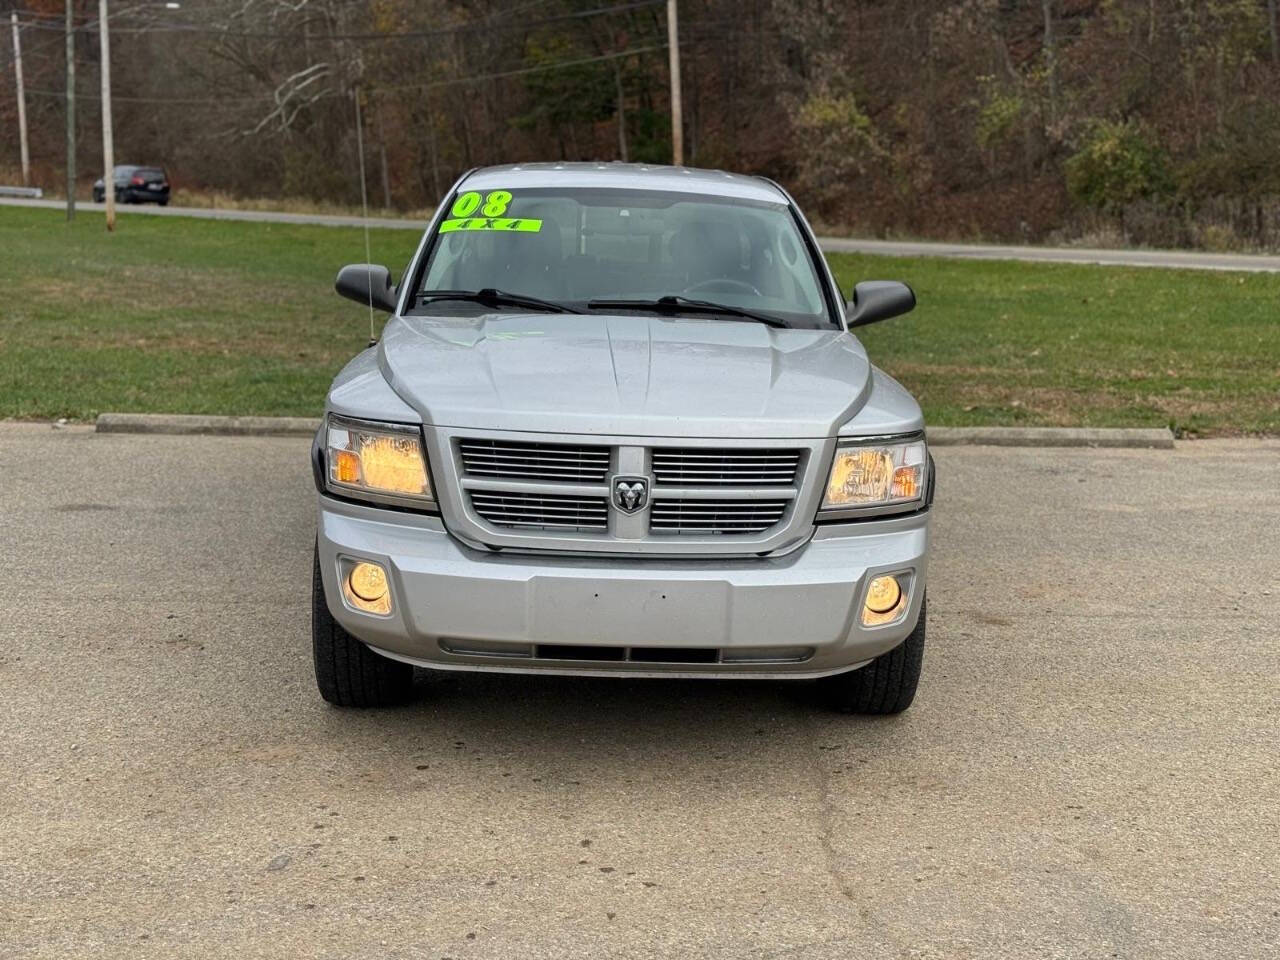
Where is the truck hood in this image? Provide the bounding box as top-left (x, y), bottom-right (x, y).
top-left (376, 312), bottom-right (872, 439)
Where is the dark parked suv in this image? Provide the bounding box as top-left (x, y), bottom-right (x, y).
top-left (92, 165), bottom-right (170, 205)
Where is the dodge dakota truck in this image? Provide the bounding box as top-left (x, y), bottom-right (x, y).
top-left (312, 163), bottom-right (933, 713)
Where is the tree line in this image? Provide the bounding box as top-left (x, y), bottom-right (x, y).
top-left (4, 0), bottom-right (1279, 249)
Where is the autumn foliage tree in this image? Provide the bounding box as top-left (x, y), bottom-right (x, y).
top-left (2, 0), bottom-right (1278, 247)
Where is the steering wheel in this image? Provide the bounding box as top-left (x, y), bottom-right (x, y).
top-left (683, 278), bottom-right (763, 298)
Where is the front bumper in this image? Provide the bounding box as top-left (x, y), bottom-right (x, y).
top-left (317, 495), bottom-right (929, 679)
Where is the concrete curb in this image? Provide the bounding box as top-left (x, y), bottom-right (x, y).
top-left (95, 412), bottom-right (320, 437)
top-left (926, 426), bottom-right (1174, 448)
top-left (94, 413), bottom-right (1176, 449)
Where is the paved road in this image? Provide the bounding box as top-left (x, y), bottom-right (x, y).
top-left (817, 235), bottom-right (1280, 273)
top-left (6, 196), bottom-right (1280, 272)
top-left (2, 424), bottom-right (1277, 959)
top-left (0, 196), bottom-right (422, 232)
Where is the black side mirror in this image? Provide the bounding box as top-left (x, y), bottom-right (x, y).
top-left (847, 280), bottom-right (916, 328)
top-left (335, 263), bottom-right (397, 313)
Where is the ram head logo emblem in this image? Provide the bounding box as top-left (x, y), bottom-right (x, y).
top-left (612, 476), bottom-right (649, 514)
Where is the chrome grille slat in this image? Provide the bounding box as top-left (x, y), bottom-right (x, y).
top-left (652, 448), bottom-right (802, 487)
top-left (472, 507), bottom-right (606, 512)
top-left (459, 439), bottom-right (610, 484)
top-left (465, 463), bottom-right (609, 471)
top-left (470, 496), bottom-right (606, 505)
top-left (472, 502), bottom-right (606, 513)
top-left (463, 459), bottom-right (609, 470)
top-left (469, 491), bottom-right (609, 532)
top-left (462, 446), bottom-right (609, 457)
top-left (654, 455), bottom-right (798, 461)
top-left (650, 499), bottom-right (789, 536)
top-left (464, 453), bottom-right (610, 462)
top-left (465, 467), bottom-right (606, 481)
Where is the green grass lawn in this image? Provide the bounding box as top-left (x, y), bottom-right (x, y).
top-left (2, 206), bottom-right (1277, 434)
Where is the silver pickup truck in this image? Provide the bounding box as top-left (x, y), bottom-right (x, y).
top-left (311, 163), bottom-right (933, 714)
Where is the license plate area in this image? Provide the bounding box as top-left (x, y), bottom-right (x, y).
top-left (531, 576), bottom-right (729, 646)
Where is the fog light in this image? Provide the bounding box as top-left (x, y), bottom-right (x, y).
top-left (865, 575), bottom-right (901, 614)
top-left (862, 574), bottom-right (908, 627)
top-left (342, 560), bottom-right (392, 615)
top-left (349, 562), bottom-right (388, 602)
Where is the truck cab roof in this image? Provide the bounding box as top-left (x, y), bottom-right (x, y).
top-left (460, 162), bottom-right (789, 205)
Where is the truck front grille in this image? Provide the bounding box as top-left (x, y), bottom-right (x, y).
top-left (469, 491), bottom-right (608, 532)
top-left (446, 433), bottom-right (823, 554)
top-left (649, 499), bottom-right (790, 535)
top-left (651, 448), bottom-right (801, 486)
top-left (458, 438), bottom-right (610, 483)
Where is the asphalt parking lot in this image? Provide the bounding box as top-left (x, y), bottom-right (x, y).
top-left (2, 423), bottom-right (1277, 959)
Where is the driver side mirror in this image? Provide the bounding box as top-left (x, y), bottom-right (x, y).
top-left (335, 263), bottom-right (397, 313)
top-left (847, 280), bottom-right (916, 328)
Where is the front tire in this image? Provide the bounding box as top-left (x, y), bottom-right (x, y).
top-left (816, 596), bottom-right (926, 714)
top-left (312, 547), bottom-right (413, 707)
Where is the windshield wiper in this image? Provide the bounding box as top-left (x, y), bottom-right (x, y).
top-left (418, 288), bottom-right (582, 314)
top-left (586, 295), bottom-right (788, 329)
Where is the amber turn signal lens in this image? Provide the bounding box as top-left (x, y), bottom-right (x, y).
top-left (348, 562), bottom-right (388, 602)
top-left (891, 465), bottom-right (919, 499)
top-left (864, 575), bottom-right (902, 614)
top-left (334, 449), bottom-right (361, 484)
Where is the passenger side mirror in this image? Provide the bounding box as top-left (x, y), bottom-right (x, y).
top-left (335, 263), bottom-right (397, 313)
top-left (847, 281), bottom-right (916, 328)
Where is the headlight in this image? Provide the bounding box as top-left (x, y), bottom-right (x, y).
top-left (821, 436), bottom-right (927, 515)
top-left (325, 415), bottom-right (433, 508)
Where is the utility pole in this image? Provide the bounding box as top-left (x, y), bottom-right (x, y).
top-left (614, 57), bottom-right (628, 162)
top-left (666, 0), bottom-right (682, 166)
top-left (1269, 0), bottom-right (1279, 65)
top-left (1041, 0), bottom-right (1058, 130)
top-left (65, 0), bottom-right (75, 221)
top-left (10, 14), bottom-right (30, 186)
top-left (99, 0), bottom-right (115, 231)
top-left (376, 102), bottom-right (391, 210)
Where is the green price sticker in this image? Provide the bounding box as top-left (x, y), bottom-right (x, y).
top-left (449, 189), bottom-right (513, 218)
top-left (439, 217), bottom-right (543, 233)
top-left (442, 189), bottom-right (539, 233)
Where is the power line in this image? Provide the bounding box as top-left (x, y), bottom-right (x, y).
top-left (12, 0), bottom-right (663, 39)
top-left (370, 43), bottom-right (669, 95)
top-left (10, 0), bottom-right (664, 69)
top-left (20, 41), bottom-right (671, 105)
top-left (23, 87), bottom-right (279, 104)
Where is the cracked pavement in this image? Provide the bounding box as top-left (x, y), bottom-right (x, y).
top-left (1, 424), bottom-right (1277, 958)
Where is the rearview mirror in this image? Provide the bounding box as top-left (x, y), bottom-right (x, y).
top-left (847, 281), bottom-right (916, 328)
top-left (335, 263), bottom-right (397, 313)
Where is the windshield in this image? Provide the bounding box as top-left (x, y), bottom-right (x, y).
top-left (413, 186), bottom-right (835, 329)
